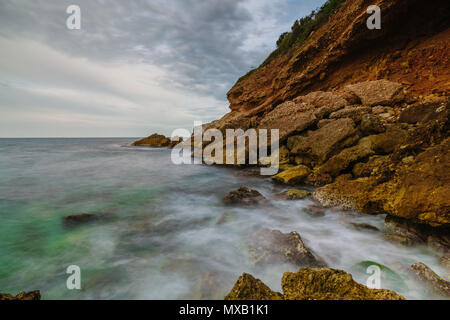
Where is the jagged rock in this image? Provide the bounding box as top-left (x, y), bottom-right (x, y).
top-left (278, 189), bottom-right (311, 200)
top-left (223, 187), bottom-right (266, 205)
top-left (352, 155), bottom-right (389, 178)
top-left (360, 114), bottom-right (386, 135)
top-left (224, 273), bottom-right (283, 300)
top-left (344, 80), bottom-right (405, 106)
top-left (0, 290), bottom-right (41, 300)
top-left (318, 136), bottom-right (375, 177)
top-left (258, 101), bottom-right (317, 141)
top-left (409, 262), bottom-right (450, 298)
top-left (329, 106), bottom-right (371, 124)
top-left (272, 165), bottom-right (311, 185)
top-left (63, 213), bottom-right (103, 228)
top-left (132, 133), bottom-right (171, 147)
top-left (247, 229), bottom-right (325, 267)
top-left (281, 268), bottom-right (404, 300)
top-left (288, 118), bottom-right (357, 165)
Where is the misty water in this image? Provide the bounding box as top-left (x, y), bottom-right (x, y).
top-left (0, 138), bottom-right (447, 300)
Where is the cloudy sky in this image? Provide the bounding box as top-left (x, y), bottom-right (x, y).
top-left (0, 0), bottom-right (326, 137)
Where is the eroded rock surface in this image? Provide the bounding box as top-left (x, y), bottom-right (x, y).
top-left (0, 290), bottom-right (41, 300)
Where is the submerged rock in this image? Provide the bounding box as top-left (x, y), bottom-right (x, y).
top-left (225, 268), bottom-right (404, 300)
top-left (224, 273), bottom-right (283, 300)
top-left (247, 229), bottom-right (325, 268)
top-left (132, 133), bottom-right (171, 147)
top-left (223, 187), bottom-right (266, 205)
top-left (409, 262), bottom-right (450, 298)
top-left (63, 213), bottom-right (103, 228)
top-left (0, 290), bottom-right (41, 300)
top-left (305, 205), bottom-right (325, 217)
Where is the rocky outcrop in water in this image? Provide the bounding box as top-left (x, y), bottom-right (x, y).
top-left (223, 187), bottom-right (267, 205)
top-left (132, 133), bottom-right (172, 148)
top-left (409, 262), bottom-right (450, 298)
top-left (0, 290), bottom-right (41, 300)
top-left (225, 268), bottom-right (404, 300)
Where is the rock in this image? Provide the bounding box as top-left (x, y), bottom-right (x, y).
top-left (305, 205), bottom-right (325, 217)
top-left (409, 262), bottom-right (450, 298)
top-left (224, 273), bottom-right (283, 300)
top-left (384, 215), bottom-right (427, 246)
top-left (350, 223), bottom-right (379, 232)
top-left (288, 118), bottom-right (357, 165)
top-left (360, 114), bottom-right (386, 135)
top-left (294, 91), bottom-right (348, 113)
top-left (281, 268), bottom-right (404, 300)
top-left (258, 101), bottom-right (317, 141)
top-left (278, 189), bottom-right (311, 200)
top-left (223, 187), bottom-right (266, 205)
top-left (364, 126), bottom-right (408, 154)
top-left (372, 106), bottom-right (395, 116)
top-left (317, 118), bottom-right (334, 129)
top-left (352, 155), bottom-right (389, 178)
top-left (399, 99), bottom-right (448, 124)
top-left (194, 272), bottom-right (225, 300)
top-left (63, 213), bottom-right (102, 228)
top-left (329, 106), bottom-right (371, 124)
top-left (305, 172), bottom-right (333, 187)
top-left (271, 165), bottom-right (311, 185)
top-left (132, 133), bottom-right (171, 147)
top-left (345, 80), bottom-right (405, 106)
top-left (247, 229), bottom-right (325, 268)
top-left (440, 255), bottom-right (450, 270)
top-left (318, 136), bottom-right (375, 177)
top-left (0, 290), bottom-right (41, 300)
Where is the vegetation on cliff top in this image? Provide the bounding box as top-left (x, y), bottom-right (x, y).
top-left (237, 0), bottom-right (347, 84)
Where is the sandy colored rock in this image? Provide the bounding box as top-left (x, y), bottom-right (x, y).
top-left (272, 165), bottom-right (311, 185)
top-left (352, 155), bottom-right (388, 178)
top-left (360, 114), bottom-right (386, 135)
top-left (0, 290), bottom-right (41, 300)
top-left (247, 229), bottom-right (325, 268)
top-left (344, 80), bottom-right (405, 106)
top-left (132, 133), bottom-right (171, 147)
top-left (281, 268), bottom-right (404, 300)
top-left (224, 273), bottom-right (283, 300)
top-left (410, 262), bottom-right (450, 298)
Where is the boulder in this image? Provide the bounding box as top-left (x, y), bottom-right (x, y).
top-left (345, 80), bottom-right (405, 106)
top-left (132, 133), bottom-right (171, 147)
top-left (0, 290), bottom-right (41, 300)
top-left (224, 273), bottom-right (283, 300)
top-left (277, 189), bottom-right (311, 200)
top-left (409, 262), bottom-right (450, 298)
top-left (293, 91), bottom-right (347, 119)
top-left (247, 229), bottom-right (325, 268)
top-left (360, 114), bottom-right (386, 135)
top-left (352, 155), bottom-right (389, 178)
top-left (329, 106), bottom-right (371, 124)
top-left (399, 98), bottom-right (448, 124)
top-left (281, 268), bottom-right (405, 300)
top-left (223, 187), bottom-right (266, 205)
top-left (288, 118), bottom-right (357, 165)
top-left (258, 101), bottom-right (317, 141)
top-left (271, 165), bottom-right (311, 185)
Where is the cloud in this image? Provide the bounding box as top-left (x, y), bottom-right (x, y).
top-left (0, 0), bottom-right (326, 137)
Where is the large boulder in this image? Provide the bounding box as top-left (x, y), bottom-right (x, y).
top-left (0, 290), bottom-right (41, 300)
top-left (247, 229), bottom-right (325, 268)
top-left (271, 165), bottom-right (311, 185)
top-left (132, 133), bottom-right (171, 147)
top-left (223, 187), bottom-right (267, 205)
top-left (344, 80), bottom-right (405, 106)
top-left (258, 101), bottom-right (317, 141)
top-left (409, 262), bottom-right (450, 298)
top-left (224, 273), bottom-right (283, 300)
top-left (288, 118), bottom-right (358, 165)
top-left (281, 268), bottom-right (405, 300)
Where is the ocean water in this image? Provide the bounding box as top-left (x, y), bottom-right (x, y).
top-left (0, 138), bottom-right (447, 300)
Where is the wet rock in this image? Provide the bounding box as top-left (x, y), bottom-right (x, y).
top-left (440, 255), bottom-right (450, 270)
top-left (305, 205), bottom-right (325, 217)
top-left (132, 133), bottom-right (171, 147)
top-left (271, 165), bottom-right (311, 185)
top-left (350, 223), bottom-right (379, 232)
top-left (278, 189), bottom-right (311, 200)
top-left (360, 114), bottom-right (386, 135)
top-left (223, 187), bottom-right (266, 205)
top-left (0, 290), bottom-right (41, 300)
top-left (409, 262), bottom-right (450, 298)
top-left (258, 101), bottom-right (317, 141)
top-left (329, 106), bottom-right (371, 124)
top-left (63, 213), bottom-right (103, 228)
top-left (345, 80), bottom-right (405, 106)
top-left (384, 215), bottom-right (427, 246)
top-left (248, 229), bottom-right (325, 268)
top-left (194, 272), bottom-right (225, 300)
top-left (224, 273), bottom-right (283, 300)
top-left (288, 118), bottom-right (357, 165)
top-left (281, 268), bottom-right (405, 300)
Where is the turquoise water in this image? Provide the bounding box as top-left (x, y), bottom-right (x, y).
top-left (0, 138), bottom-right (447, 299)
